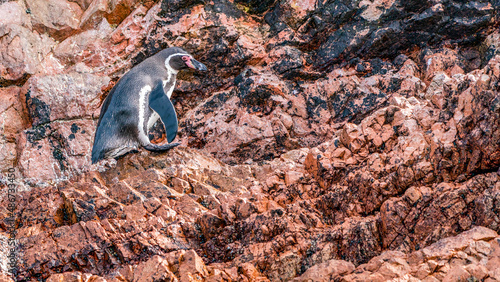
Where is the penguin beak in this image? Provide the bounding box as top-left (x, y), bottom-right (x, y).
top-left (186, 58), bottom-right (207, 71)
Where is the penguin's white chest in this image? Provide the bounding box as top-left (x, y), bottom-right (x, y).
top-left (162, 79), bottom-right (176, 98)
top-left (147, 111), bottom-right (160, 129)
top-left (138, 85), bottom-right (152, 145)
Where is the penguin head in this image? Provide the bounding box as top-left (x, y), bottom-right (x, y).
top-left (161, 47), bottom-right (208, 72)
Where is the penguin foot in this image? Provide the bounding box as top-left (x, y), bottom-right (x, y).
top-left (143, 142), bottom-right (180, 152)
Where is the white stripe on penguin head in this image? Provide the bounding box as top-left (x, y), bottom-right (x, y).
top-left (165, 52), bottom-right (190, 74)
top-left (164, 52), bottom-right (187, 98)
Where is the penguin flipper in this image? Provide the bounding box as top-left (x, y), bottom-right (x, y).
top-left (144, 142), bottom-right (180, 152)
top-left (148, 82), bottom-right (178, 143)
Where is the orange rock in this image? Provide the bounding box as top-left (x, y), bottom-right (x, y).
top-left (179, 250), bottom-right (208, 282)
top-left (132, 255), bottom-right (177, 282)
top-left (294, 259), bottom-right (355, 281)
top-left (25, 0), bottom-right (83, 40)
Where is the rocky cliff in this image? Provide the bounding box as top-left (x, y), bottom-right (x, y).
top-left (1, 0), bottom-right (500, 281)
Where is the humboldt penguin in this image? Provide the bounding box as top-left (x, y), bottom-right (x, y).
top-left (91, 47), bottom-right (207, 164)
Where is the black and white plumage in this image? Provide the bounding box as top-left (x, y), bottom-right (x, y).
top-left (91, 47), bottom-right (207, 164)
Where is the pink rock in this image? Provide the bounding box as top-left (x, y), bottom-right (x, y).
top-left (465, 264), bottom-right (488, 280)
top-left (239, 263), bottom-right (270, 281)
top-left (154, 204), bottom-right (177, 223)
top-left (0, 1), bottom-right (32, 28)
top-left (442, 265), bottom-right (470, 282)
top-left (53, 19), bottom-right (113, 67)
top-left (359, 0), bottom-right (397, 22)
top-left (0, 142), bottom-right (17, 173)
top-left (275, 0), bottom-right (317, 30)
top-left (132, 255), bottom-right (177, 282)
top-left (284, 171), bottom-right (304, 186)
top-left (79, 0), bottom-right (145, 28)
top-left (25, 0), bottom-right (83, 40)
top-left (340, 123), bottom-right (366, 153)
top-left (17, 135), bottom-right (64, 182)
top-left (46, 272), bottom-right (99, 282)
top-left (0, 87), bottom-right (28, 171)
top-left (423, 48), bottom-right (466, 81)
top-left (294, 259), bottom-right (355, 281)
top-left (0, 272), bottom-right (15, 282)
top-left (69, 0), bottom-right (94, 10)
top-left (123, 201), bottom-right (147, 221)
top-left (23, 73), bottom-right (110, 126)
top-left (51, 224), bottom-right (90, 261)
top-left (0, 25), bottom-right (56, 81)
top-left (179, 250), bottom-right (208, 281)
top-left (17, 120), bottom-right (96, 182)
top-left (19, 231), bottom-right (59, 272)
top-left (183, 69), bottom-right (291, 163)
top-left (108, 5), bottom-right (159, 60)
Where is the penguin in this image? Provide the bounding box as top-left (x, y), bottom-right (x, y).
top-left (91, 47), bottom-right (207, 164)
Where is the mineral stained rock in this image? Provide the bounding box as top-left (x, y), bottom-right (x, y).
top-left (1, 0), bottom-right (500, 281)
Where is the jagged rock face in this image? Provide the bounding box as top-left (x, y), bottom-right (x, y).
top-left (1, 0), bottom-right (500, 281)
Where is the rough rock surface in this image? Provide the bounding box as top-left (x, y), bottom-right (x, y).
top-left (1, 0), bottom-right (500, 281)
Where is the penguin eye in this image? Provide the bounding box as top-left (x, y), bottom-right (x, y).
top-left (182, 56), bottom-right (190, 62)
